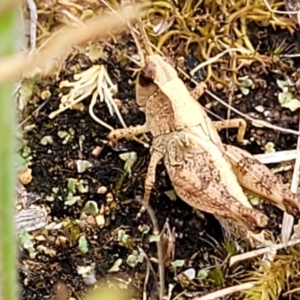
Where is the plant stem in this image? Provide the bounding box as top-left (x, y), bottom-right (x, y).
top-left (0, 2), bottom-right (19, 300)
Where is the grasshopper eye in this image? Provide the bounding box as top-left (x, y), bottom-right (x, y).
top-left (142, 62), bottom-right (156, 79)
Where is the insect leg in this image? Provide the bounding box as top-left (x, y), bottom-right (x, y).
top-left (138, 148), bottom-right (164, 217)
top-left (107, 124), bottom-right (149, 144)
top-left (213, 118), bottom-right (247, 143)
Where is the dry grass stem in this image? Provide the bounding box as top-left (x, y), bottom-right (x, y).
top-left (190, 48), bottom-right (252, 77)
top-left (229, 237), bottom-right (300, 266)
top-left (25, 0), bottom-right (37, 51)
top-left (192, 282), bottom-right (256, 300)
top-left (262, 0), bottom-right (299, 16)
top-left (136, 199), bottom-right (165, 300)
top-left (254, 150), bottom-right (297, 164)
top-left (0, 5), bottom-right (140, 85)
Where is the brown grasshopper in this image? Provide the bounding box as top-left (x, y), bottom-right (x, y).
top-left (107, 20), bottom-right (300, 241)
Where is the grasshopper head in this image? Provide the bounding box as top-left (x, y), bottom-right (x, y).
top-left (142, 54), bottom-right (179, 85)
top-left (136, 70), bottom-right (158, 107)
top-left (141, 60), bottom-right (156, 80)
top-left (136, 54), bottom-right (178, 107)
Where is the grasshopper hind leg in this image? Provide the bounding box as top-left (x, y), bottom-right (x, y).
top-left (224, 144), bottom-right (300, 216)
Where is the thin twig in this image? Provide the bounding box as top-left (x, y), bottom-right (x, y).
top-left (190, 48), bottom-right (251, 77)
top-left (137, 247), bottom-right (155, 300)
top-left (25, 0), bottom-right (37, 52)
top-left (0, 6), bottom-right (140, 85)
top-left (17, 98), bottom-right (50, 128)
top-left (254, 149), bottom-right (297, 164)
top-left (229, 237), bottom-right (300, 266)
top-left (281, 53), bottom-right (300, 58)
top-left (262, 0), bottom-right (299, 16)
top-left (136, 198), bottom-right (165, 300)
top-left (192, 282), bottom-right (256, 300)
top-left (283, 286), bottom-right (300, 297)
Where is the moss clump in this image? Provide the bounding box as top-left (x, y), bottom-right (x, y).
top-left (242, 245), bottom-right (300, 299)
top-left (142, 0), bottom-right (295, 89)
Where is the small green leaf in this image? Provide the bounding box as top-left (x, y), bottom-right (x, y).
top-left (243, 78), bottom-right (253, 88)
top-left (76, 160), bottom-right (92, 173)
top-left (77, 181), bottom-right (89, 193)
top-left (40, 135), bottom-right (53, 145)
top-left (238, 76), bottom-right (253, 95)
top-left (18, 81), bottom-right (34, 110)
top-left (117, 229), bottom-right (134, 249)
top-left (149, 234), bottom-right (160, 243)
top-left (65, 194), bottom-right (81, 206)
top-left (171, 260), bottom-right (185, 268)
top-left (276, 79), bottom-right (290, 90)
top-left (45, 195), bottom-right (55, 202)
top-left (164, 190), bottom-right (177, 201)
top-left (107, 258), bottom-right (122, 273)
top-left (22, 145), bottom-right (32, 158)
top-left (281, 98), bottom-right (300, 112)
top-left (119, 152), bottom-right (137, 175)
top-left (238, 76), bottom-right (253, 87)
top-left (83, 201), bottom-right (99, 215)
top-left (52, 187), bottom-right (59, 194)
top-left (78, 236), bottom-right (89, 254)
top-left (278, 88), bottom-right (300, 112)
top-left (126, 253), bottom-right (143, 268)
top-left (68, 128), bottom-right (75, 136)
top-left (240, 86), bottom-right (250, 96)
top-left (67, 178), bottom-right (77, 194)
top-left (57, 130), bottom-right (68, 139)
top-left (197, 269), bottom-right (209, 280)
top-left (138, 224), bottom-right (150, 234)
top-left (248, 194), bottom-right (260, 206)
top-left (117, 229), bottom-right (128, 242)
top-left (278, 91), bottom-right (292, 104)
top-left (264, 142), bottom-right (275, 154)
top-left (18, 231), bottom-right (32, 246)
top-left (57, 129), bottom-right (75, 144)
top-left (223, 239), bottom-right (240, 256)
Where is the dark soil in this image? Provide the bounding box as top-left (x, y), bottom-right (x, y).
top-left (18, 22), bottom-right (300, 300)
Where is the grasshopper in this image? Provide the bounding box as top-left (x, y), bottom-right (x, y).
top-left (107, 18), bottom-right (300, 241)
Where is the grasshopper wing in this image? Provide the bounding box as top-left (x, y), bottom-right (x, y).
top-left (163, 132), bottom-right (269, 233)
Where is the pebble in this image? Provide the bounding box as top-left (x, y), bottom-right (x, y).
top-left (97, 186), bottom-right (107, 194)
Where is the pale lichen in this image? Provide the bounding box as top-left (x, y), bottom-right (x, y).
top-left (49, 64), bottom-right (127, 131)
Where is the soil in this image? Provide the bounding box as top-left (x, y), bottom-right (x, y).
top-left (17, 4), bottom-right (300, 300)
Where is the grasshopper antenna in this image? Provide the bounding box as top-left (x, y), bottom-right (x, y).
top-left (129, 0), bottom-right (154, 66)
